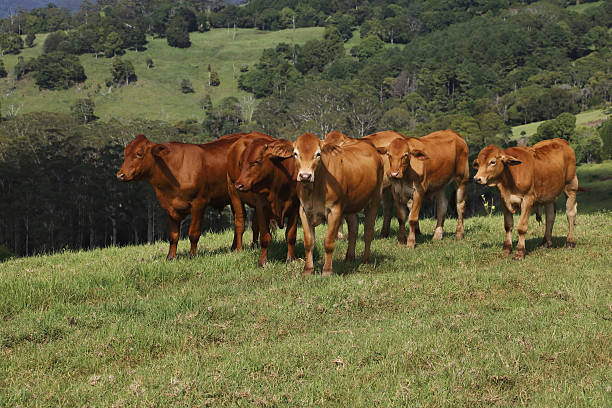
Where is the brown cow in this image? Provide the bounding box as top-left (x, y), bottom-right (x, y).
top-left (324, 130), bottom-right (407, 237)
top-left (227, 134), bottom-right (299, 266)
top-left (377, 130), bottom-right (469, 248)
top-left (268, 132), bottom-right (383, 275)
top-left (116, 133), bottom-right (260, 260)
top-left (473, 138), bottom-right (578, 259)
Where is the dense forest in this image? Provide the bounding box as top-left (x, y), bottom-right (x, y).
top-left (0, 0), bottom-right (611, 258)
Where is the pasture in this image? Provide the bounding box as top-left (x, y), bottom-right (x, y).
top-left (1, 207), bottom-right (610, 406)
top-left (511, 108), bottom-right (611, 141)
top-left (0, 27), bottom-right (326, 122)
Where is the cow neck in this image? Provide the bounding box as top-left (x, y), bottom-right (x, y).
top-left (300, 160), bottom-right (327, 208)
top-left (495, 165), bottom-right (519, 199)
top-left (150, 154), bottom-right (181, 191)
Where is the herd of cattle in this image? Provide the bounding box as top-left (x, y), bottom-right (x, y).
top-left (116, 129), bottom-right (578, 275)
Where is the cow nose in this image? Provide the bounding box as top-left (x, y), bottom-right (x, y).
top-left (390, 171), bottom-right (400, 178)
top-left (474, 176), bottom-right (483, 184)
top-left (298, 172), bottom-right (312, 182)
top-left (236, 183), bottom-right (245, 191)
top-left (117, 172), bottom-right (126, 180)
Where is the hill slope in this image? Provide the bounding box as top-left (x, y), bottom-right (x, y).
top-left (0, 27), bottom-right (325, 123)
top-left (1, 213), bottom-right (611, 406)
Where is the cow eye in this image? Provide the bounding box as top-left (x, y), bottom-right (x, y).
top-left (403, 153), bottom-right (409, 159)
top-left (136, 152), bottom-right (143, 158)
top-left (293, 152), bottom-right (298, 157)
top-left (315, 151), bottom-right (321, 158)
top-left (489, 160), bottom-right (496, 166)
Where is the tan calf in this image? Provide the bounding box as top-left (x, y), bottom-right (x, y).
top-left (473, 138), bottom-right (578, 259)
top-left (377, 130), bottom-right (469, 248)
top-left (268, 133), bottom-right (383, 275)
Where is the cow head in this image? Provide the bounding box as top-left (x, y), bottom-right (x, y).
top-left (376, 138), bottom-right (428, 180)
top-left (234, 139), bottom-right (292, 192)
top-left (473, 145), bottom-right (522, 185)
top-left (324, 130), bottom-right (350, 146)
top-left (116, 134), bottom-right (169, 182)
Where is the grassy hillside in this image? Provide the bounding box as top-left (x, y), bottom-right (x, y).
top-left (1, 211), bottom-right (611, 406)
top-left (511, 109), bottom-right (611, 140)
top-left (0, 27), bottom-right (325, 123)
top-left (572, 160), bottom-right (612, 213)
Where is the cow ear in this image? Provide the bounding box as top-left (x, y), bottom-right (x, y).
top-left (265, 140), bottom-right (293, 159)
top-left (151, 144), bottom-right (169, 157)
top-left (502, 155), bottom-right (521, 166)
top-left (410, 149), bottom-right (428, 160)
top-left (472, 159), bottom-right (479, 169)
top-left (376, 147), bottom-right (387, 155)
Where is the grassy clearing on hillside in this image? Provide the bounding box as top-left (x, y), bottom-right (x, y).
top-left (570, 160), bottom-right (612, 213)
top-left (0, 28), bottom-right (325, 122)
top-left (511, 109), bottom-right (611, 140)
top-left (1, 211), bottom-right (611, 407)
top-left (568, 1), bottom-right (603, 13)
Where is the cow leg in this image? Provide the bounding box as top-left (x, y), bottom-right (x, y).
top-left (323, 208), bottom-right (343, 275)
top-left (381, 187), bottom-right (393, 238)
top-left (515, 198), bottom-right (533, 260)
top-left (285, 205), bottom-right (298, 262)
top-left (502, 206), bottom-right (514, 255)
top-left (255, 200), bottom-right (271, 267)
top-left (251, 207), bottom-right (260, 249)
top-left (167, 216), bottom-right (181, 261)
top-left (337, 216), bottom-right (345, 240)
top-left (542, 202), bottom-right (555, 248)
top-left (433, 190), bottom-right (448, 241)
top-left (406, 197), bottom-right (421, 235)
top-left (300, 206), bottom-right (315, 276)
top-left (455, 180), bottom-right (467, 239)
top-left (228, 184), bottom-right (245, 251)
top-left (406, 190), bottom-right (424, 249)
top-left (363, 196), bottom-right (380, 264)
top-left (187, 204), bottom-right (206, 258)
top-left (344, 214), bottom-right (358, 262)
top-left (565, 175), bottom-right (578, 248)
top-left (393, 189), bottom-right (407, 245)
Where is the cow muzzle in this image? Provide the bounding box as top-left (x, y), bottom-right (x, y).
top-left (298, 172), bottom-right (313, 183)
top-left (235, 182), bottom-right (250, 192)
top-left (389, 171), bottom-right (401, 179)
top-left (117, 171), bottom-right (128, 181)
top-left (473, 176), bottom-right (485, 184)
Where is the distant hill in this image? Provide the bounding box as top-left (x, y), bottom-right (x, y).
top-left (0, 0), bottom-right (86, 18)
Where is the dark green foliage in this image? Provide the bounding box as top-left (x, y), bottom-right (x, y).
top-left (43, 31), bottom-right (68, 53)
top-left (104, 31), bottom-right (124, 57)
top-left (209, 70), bottom-right (220, 87)
top-left (25, 32), bottom-right (36, 48)
top-left (71, 98), bottom-right (96, 124)
top-left (203, 97), bottom-right (243, 138)
top-left (166, 17), bottom-right (191, 48)
top-left (532, 113), bottom-right (576, 144)
top-left (110, 57), bottom-right (137, 86)
top-left (0, 33), bottom-right (24, 54)
top-left (33, 52), bottom-right (86, 90)
top-left (571, 128), bottom-right (603, 164)
top-left (599, 119), bottom-right (612, 160)
top-left (181, 79), bottom-right (195, 94)
top-left (0, 59), bottom-right (7, 78)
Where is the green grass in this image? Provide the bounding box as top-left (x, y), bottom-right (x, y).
top-left (511, 109), bottom-right (611, 140)
top-left (1, 212), bottom-right (611, 407)
top-left (0, 27), bottom-right (325, 122)
top-left (571, 160), bottom-right (612, 213)
top-left (567, 1), bottom-right (603, 13)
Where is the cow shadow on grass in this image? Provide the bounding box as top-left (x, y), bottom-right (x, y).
top-left (479, 235), bottom-right (570, 256)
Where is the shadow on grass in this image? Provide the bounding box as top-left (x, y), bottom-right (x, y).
top-left (479, 235), bottom-right (570, 256)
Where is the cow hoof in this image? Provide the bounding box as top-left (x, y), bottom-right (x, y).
top-left (502, 244), bottom-right (512, 255)
top-left (381, 229), bottom-right (389, 238)
top-left (406, 241), bottom-right (415, 249)
top-left (302, 267), bottom-right (314, 276)
top-left (166, 255), bottom-right (176, 261)
top-left (322, 267), bottom-right (333, 276)
top-left (345, 255), bottom-right (355, 263)
top-left (456, 231), bottom-right (464, 240)
top-left (362, 256), bottom-right (371, 264)
top-left (514, 248), bottom-right (526, 260)
top-left (433, 233), bottom-right (443, 241)
top-left (566, 241), bottom-right (576, 249)
top-left (286, 256), bottom-right (296, 263)
top-left (541, 240), bottom-right (553, 248)
top-left (258, 260), bottom-right (268, 268)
